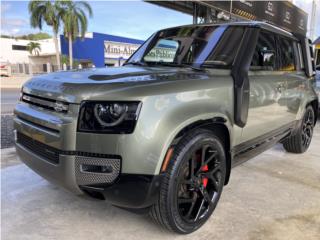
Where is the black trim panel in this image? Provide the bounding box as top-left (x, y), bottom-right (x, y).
top-left (80, 174), bottom-right (164, 209)
top-left (231, 27), bottom-right (260, 127)
top-left (232, 122), bottom-right (296, 167)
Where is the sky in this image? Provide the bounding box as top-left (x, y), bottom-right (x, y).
top-left (1, 0), bottom-right (319, 41)
top-left (0, 0), bottom-right (192, 40)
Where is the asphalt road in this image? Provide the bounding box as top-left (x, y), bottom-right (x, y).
top-left (1, 88), bottom-right (20, 115)
top-left (2, 123), bottom-right (320, 240)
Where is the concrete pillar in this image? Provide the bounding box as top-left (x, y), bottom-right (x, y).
top-left (22, 63), bottom-right (26, 74)
top-left (8, 65), bottom-right (12, 77)
top-left (47, 62), bottom-right (51, 73)
top-left (29, 64), bottom-right (33, 76)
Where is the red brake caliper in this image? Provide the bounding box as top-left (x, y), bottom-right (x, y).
top-left (201, 165), bottom-right (209, 188)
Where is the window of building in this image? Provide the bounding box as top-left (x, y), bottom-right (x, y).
top-left (205, 27), bottom-right (244, 68)
top-left (278, 37), bottom-right (295, 71)
top-left (12, 45), bottom-right (28, 51)
top-left (250, 31), bottom-right (277, 71)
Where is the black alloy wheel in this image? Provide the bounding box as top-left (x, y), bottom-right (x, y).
top-left (283, 106), bottom-right (315, 153)
top-left (301, 108), bottom-right (315, 149)
top-left (150, 129), bottom-right (226, 234)
top-left (176, 144), bottom-right (222, 223)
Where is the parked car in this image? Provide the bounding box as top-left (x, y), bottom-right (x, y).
top-left (0, 62), bottom-right (10, 77)
top-left (14, 22), bottom-right (318, 234)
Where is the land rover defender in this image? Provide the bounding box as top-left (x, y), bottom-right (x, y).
top-left (14, 22), bottom-right (318, 233)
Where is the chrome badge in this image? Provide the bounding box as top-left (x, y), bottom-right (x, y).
top-left (54, 102), bottom-right (68, 112)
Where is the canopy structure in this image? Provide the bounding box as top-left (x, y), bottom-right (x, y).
top-left (146, 1), bottom-right (308, 35)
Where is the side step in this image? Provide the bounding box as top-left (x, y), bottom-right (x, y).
top-left (232, 129), bottom-right (291, 168)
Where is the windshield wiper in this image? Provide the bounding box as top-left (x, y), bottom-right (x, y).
top-left (151, 62), bottom-right (204, 71)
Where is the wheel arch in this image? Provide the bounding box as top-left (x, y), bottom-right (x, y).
top-left (160, 117), bottom-right (233, 185)
top-left (296, 95), bottom-right (318, 123)
top-left (307, 99), bottom-right (318, 124)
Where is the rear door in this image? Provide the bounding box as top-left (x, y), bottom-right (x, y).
top-left (241, 30), bottom-right (288, 143)
top-left (277, 37), bottom-right (304, 123)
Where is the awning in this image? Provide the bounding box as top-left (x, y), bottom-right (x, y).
top-left (146, 1), bottom-right (308, 35)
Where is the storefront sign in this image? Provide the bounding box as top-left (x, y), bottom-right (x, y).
top-left (104, 41), bottom-right (141, 59)
top-left (205, 0), bottom-right (308, 35)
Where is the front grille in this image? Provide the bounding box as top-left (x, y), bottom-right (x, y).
top-left (21, 93), bottom-right (69, 113)
top-left (16, 132), bottom-right (122, 184)
top-left (17, 132), bottom-right (60, 164)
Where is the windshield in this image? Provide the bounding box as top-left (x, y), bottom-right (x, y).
top-left (126, 25), bottom-right (244, 69)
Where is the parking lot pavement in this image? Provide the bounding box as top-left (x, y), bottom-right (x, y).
top-left (2, 124), bottom-right (320, 240)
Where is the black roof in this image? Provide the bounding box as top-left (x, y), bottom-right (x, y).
top-left (162, 21), bottom-right (296, 40)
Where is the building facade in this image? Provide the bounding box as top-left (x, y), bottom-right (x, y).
top-left (60, 32), bottom-right (144, 68)
top-left (0, 37), bottom-right (58, 75)
top-left (0, 32), bottom-right (144, 75)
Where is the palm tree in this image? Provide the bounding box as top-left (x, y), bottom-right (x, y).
top-left (28, 0), bottom-right (65, 70)
top-left (27, 42), bottom-right (41, 56)
top-left (62, 1), bottom-right (92, 69)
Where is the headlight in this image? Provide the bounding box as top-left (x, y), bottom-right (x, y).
top-left (78, 101), bottom-right (142, 134)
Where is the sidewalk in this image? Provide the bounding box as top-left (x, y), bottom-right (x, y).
top-left (1, 75), bottom-right (31, 89)
top-left (0, 147), bottom-right (19, 169)
top-left (1, 115), bottom-right (14, 149)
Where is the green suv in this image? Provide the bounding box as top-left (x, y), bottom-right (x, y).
top-left (14, 22), bottom-right (318, 234)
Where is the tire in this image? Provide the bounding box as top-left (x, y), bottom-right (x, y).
top-left (283, 106), bottom-right (315, 153)
top-left (150, 129), bottom-right (226, 234)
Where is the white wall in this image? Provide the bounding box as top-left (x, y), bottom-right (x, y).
top-left (0, 38), bottom-right (58, 64)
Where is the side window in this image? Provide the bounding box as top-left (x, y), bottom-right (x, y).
top-left (316, 49), bottom-right (320, 66)
top-left (205, 27), bottom-right (244, 68)
top-left (278, 37), bottom-right (296, 71)
top-left (250, 31), bottom-right (277, 71)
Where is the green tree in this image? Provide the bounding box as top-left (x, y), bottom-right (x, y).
top-left (60, 54), bottom-right (80, 69)
top-left (62, 1), bottom-right (92, 69)
top-left (27, 32), bottom-right (52, 40)
top-left (27, 42), bottom-right (41, 56)
top-left (28, 0), bottom-right (65, 70)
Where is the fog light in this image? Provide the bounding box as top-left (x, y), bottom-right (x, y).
top-left (81, 164), bottom-right (113, 174)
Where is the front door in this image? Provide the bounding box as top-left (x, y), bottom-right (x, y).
top-left (241, 30), bottom-right (288, 143)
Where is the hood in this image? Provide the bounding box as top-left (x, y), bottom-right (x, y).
top-left (22, 66), bottom-right (208, 103)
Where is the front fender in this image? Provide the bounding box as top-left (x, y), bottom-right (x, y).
top-left (154, 112), bottom-right (234, 174)
top-left (138, 85), bottom-right (234, 174)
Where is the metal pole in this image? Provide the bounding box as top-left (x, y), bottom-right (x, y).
top-left (193, 2), bottom-right (198, 24)
top-left (229, 0), bottom-right (233, 21)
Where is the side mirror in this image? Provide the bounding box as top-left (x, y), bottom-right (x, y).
top-left (260, 48), bottom-right (275, 68)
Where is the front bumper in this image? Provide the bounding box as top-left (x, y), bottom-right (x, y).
top-left (16, 141), bottom-right (83, 194)
top-left (15, 133), bottom-right (162, 208)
